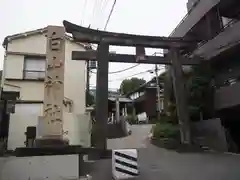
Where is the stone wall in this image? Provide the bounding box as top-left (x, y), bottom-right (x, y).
top-left (191, 118), bottom-right (228, 152)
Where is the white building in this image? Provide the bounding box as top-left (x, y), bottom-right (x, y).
top-left (2, 27), bottom-right (91, 150)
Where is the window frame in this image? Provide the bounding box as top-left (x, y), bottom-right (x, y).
top-left (23, 56), bottom-right (46, 80)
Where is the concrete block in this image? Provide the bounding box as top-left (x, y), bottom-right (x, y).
top-left (0, 155), bottom-right (79, 180)
top-left (112, 149), bottom-right (139, 180)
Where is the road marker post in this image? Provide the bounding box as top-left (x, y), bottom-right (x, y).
top-left (112, 149), bottom-right (139, 179)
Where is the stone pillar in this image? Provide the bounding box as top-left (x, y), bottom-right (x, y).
top-left (170, 48), bottom-right (191, 144)
top-left (35, 26), bottom-right (68, 147)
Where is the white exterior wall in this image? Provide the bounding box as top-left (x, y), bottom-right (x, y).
top-left (65, 41), bottom-right (86, 114)
top-left (8, 104), bottom-right (91, 150)
top-left (4, 34), bottom-right (86, 105)
top-left (3, 31), bottom-right (89, 150)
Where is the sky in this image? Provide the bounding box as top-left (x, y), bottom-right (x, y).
top-left (0, 0), bottom-right (188, 90)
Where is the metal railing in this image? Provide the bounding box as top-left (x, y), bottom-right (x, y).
top-left (23, 70), bottom-right (45, 80)
top-left (196, 16), bottom-right (240, 50)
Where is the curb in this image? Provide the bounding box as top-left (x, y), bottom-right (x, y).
top-left (204, 148), bottom-right (240, 156)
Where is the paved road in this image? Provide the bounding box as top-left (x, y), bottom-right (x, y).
top-left (91, 124), bottom-right (240, 180)
top-left (1, 124), bottom-right (240, 180)
top-left (107, 124), bottom-right (152, 149)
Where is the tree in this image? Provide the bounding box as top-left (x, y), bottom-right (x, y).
top-left (165, 63), bottom-right (214, 122)
top-left (119, 78), bottom-right (146, 95)
top-left (186, 63), bottom-right (214, 121)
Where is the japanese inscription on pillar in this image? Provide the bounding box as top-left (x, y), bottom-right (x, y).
top-left (43, 26), bottom-right (65, 137)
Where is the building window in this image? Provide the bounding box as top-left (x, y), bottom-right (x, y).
top-left (24, 56), bottom-right (46, 80)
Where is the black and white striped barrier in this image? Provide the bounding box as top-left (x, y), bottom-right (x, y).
top-left (112, 149), bottom-right (139, 179)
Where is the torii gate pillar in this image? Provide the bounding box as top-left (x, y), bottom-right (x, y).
top-left (170, 48), bottom-right (191, 144)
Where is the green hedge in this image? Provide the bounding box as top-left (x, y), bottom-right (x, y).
top-left (152, 122), bottom-right (179, 139)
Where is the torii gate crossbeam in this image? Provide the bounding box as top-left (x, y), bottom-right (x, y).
top-left (72, 51), bottom-right (201, 65)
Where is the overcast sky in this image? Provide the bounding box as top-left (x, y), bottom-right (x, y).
top-left (0, 0), bottom-right (188, 90)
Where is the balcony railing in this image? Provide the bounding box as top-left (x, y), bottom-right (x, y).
top-left (23, 70), bottom-right (45, 80)
top-left (196, 16), bottom-right (240, 50)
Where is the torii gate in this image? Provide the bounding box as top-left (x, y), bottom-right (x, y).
top-left (63, 20), bottom-right (201, 150)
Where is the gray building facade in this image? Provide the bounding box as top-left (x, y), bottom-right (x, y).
top-left (167, 0), bottom-right (240, 152)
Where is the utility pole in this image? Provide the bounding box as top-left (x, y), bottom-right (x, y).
top-left (152, 52), bottom-right (162, 120)
top-left (155, 64), bottom-right (162, 120)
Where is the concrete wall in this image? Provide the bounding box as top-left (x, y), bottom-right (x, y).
top-left (170, 0), bottom-right (220, 37)
top-left (7, 34), bottom-right (46, 54)
top-left (4, 81), bottom-right (44, 101)
top-left (187, 0), bottom-right (200, 12)
top-left (7, 103), bottom-right (43, 150)
top-left (4, 54), bottom-right (24, 79)
top-left (7, 103), bottom-right (91, 150)
top-left (65, 41), bottom-right (86, 114)
top-left (0, 155), bottom-right (79, 180)
top-left (214, 82), bottom-right (240, 110)
top-left (191, 118), bottom-right (228, 152)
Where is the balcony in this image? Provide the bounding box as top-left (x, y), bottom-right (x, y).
top-left (219, 0), bottom-right (240, 18)
top-left (170, 0), bottom-right (221, 37)
top-left (214, 82), bottom-right (240, 110)
top-left (193, 19), bottom-right (240, 60)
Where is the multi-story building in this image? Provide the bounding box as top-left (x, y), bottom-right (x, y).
top-left (1, 27), bottom-right (91, 150)
top-left (167, 0), bottom-right (240, 152)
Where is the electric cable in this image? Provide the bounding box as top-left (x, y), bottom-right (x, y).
top-left (108, 66), bottom-right (165, 82)
top-left (104, 0), bottom-right (117, 30)
top-left (81, 0), bottom-right (87, 25)
top-left (90, 64), bottom-right (140, 74)
top-left (90, 0), bottom-right (99, 28)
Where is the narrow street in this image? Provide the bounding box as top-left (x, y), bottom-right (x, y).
top-left (90, 124), bottom-right (240, 180)
top-left (107, 124), bottom-right (152, 149)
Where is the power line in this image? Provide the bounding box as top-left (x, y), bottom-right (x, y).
top-left (108, 69), bottom-right (153, 82)
top-left (104, 0), bottom-right (117, 30)
top-left (108, 66), bottom-right (165, 82)
top-left (92, 0), bottom-right (104, 28)
top-left (96, 0), bottom-right (110, 29)
top-left (90, 69), bottom-right (151, 82)
top-left (90, 66), bottom-right (165, 79)
top-left (101, 0), bottom-right (110, 13)
top-left (90, 64), bottom-right (140, 74)
top-left (90, 0), bottom-right (99, 27)
top-left (108, 64), bottom-right (140, 74)
top-left (81, 0), bottom-right (87, 25)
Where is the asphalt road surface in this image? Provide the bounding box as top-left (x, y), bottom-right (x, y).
top-left (107, 124), bottom-right (152, 149)
top-left (1, 124), bottom-right (240, 180)
top-left (91, 124), bottom-right (240, 180)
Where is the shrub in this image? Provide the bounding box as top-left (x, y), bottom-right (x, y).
top-left (152, 122), bottom-right (179, 140)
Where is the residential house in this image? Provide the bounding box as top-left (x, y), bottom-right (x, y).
top-left (2, 27), bottom-right (91, 150)
top-left (167, 0), bottom-right (240, 152)
top-left (126, 76), bottom-right (164, 121)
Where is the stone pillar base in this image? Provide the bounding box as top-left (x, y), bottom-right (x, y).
top-left (34, 135), bottom-right (69, 148)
